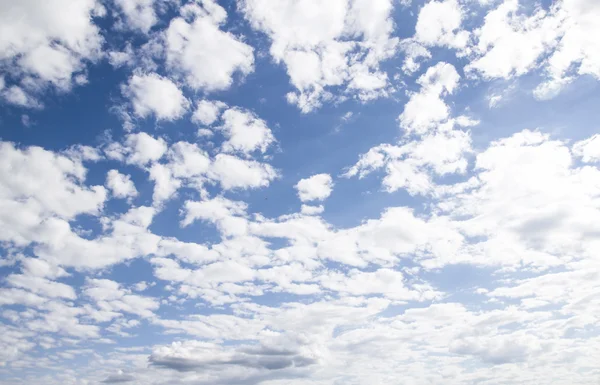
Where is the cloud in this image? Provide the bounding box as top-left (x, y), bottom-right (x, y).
top-left (209, 154), bottom-right (278, 190)
top-left (84, 278), bottom-right (159, 318)
top-left (218, 107), bottom-right (275, 155)
top-left (4, 1), bottom-right (600, 384)
top-left (122, 73), bottom-right (189, 121)
top-left (192, 99), bottom-right (227, 126)
top-left (106, 170), bottom-right (138, 199)
top-left (0, 0), bottom-right (103, 98)
top-left (149, 339), bottom-right (318, 373)
top-left (105, 132), bottom-right (167, 166)
top-left (573, 134), bottom-right (600, 163)
top-left (399, 62), bottom-right (460, 134)
top-left (295, 174), bottom-right (333, 202)
top-left (114, 0), bottom-right (157, 33)
top-left (6, 274), bottom-right (76, 300)
top-left (1, 86), bottom-right (43, 108)
top-left (102, 372), bottom-right (135, 383)
top-left (181, 196), bottom-right (248, 237)
top-left (0, 141), bottom-right (107, 246)
top-left (240, 0), bottom-right (399, 111)
top-left (300, 205), bottom-right (324, 215)
top-left (165, 0), bottom-right (254, 91)
top-left (414, 0), bottom-right (469, 49)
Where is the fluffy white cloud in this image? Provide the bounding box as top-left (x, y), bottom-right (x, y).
top-left (0, 142), bottom-right (106, 246)
top-left (191, 99), bottom-right (226, 126)
top-left (106, 170), bottom-right (138, 199)
top-left (241, 0), bottom-right (399, 111)
top-left (114, 0), bottom-right (157, 33)
top-left (209, 154), bottom-right (278, 190)
top-left (301, 204), bottom-right (324, 215)
top-left (165, 0), bottom-right (254, 91)
top-left (295, 174), bottom-right (334, 202)
top-left (415, 0), bottom-right (469, 49)
top-left (181, 196), bottom-right (248, 236)
top-left (122, 73), bottom-right (189, 121)
top-left (106, 132), bottom-right (167, 166)
top-left (218, 107), bottom-right (275, 155)
top-left (1, 86), bottom-right (42, 108)
top-left (0, 0), bottom-right (103, 97)
top-left (399, 62), bottom-right (460, 134)
top-left (466, 0), bottom-right (561, 80)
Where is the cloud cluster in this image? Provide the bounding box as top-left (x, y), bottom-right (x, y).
top-left (2, 1), bottom-right (600, 385)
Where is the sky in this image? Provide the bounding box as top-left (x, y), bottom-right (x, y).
top-left (1, 0), bottom-right (600, 384)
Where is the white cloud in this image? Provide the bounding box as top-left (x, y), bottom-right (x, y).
top-left (399, 62), bottom-right (460, 134)
top-left (0, 0), bottom-right (103, 96)
top-left (148, 163), bottom-right (182, 205)
top-left (209, 154), bottom-right (278, 190)
top-left (241, 0), bottom-right (399, 111)
top-left (114, 0), bottom-right (157, 33)
top-left (106, 170), bottom-right (138, 199)
top-left (295, 174), bottom-right (334, 202)
top-left (0, 142), bottom-right (107, 246)
top-left (466, 0), bottom-right (560, 80)
top-left (122, 73), bottom-right (189, 121)
top-left (573, 134), bottom-right (600, 163)
top-left (21, 258), bottom-right (68, 279)
top-left (6, 274), bottom-right (76, 300)
top-left (181, 196), bottom-right (247, 230)
top-left (106, 132), bottom-right (167, 166)
top-left (218, 107), bottom-right (275, 155)
top-left (1, 86), bottom-right (42, 108)
top-left (84, 278), bottom-right (159, 318)
top-left (415, 0), bottom-right (469, 49)
top-left (165, 0), bottom-right (254, 91)
top-left (192, 99), bottom-right (226, 126)
top-left (301, 205), bottom-right (324, 215)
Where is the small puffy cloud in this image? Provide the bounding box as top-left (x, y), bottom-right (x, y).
top-left (399, 62), bottom-right (460, 134)
top-left (415, 0), bottom-right (469, 49)
top-left (1, 86), bottom-right (42, 108)
top-left (218, 107), bottom-right (275, 155)
top-left (122, 73), bottom-right (189, 121)
top-left (209, 154), bottom-right (278, 190)
top-left (149, 163), bottom-right (182, 206)
top-left (192, 99), bottom-right (226, 126)
top-left (295, 174), bottom-right (334, 202)
top-left (114, 0), bottom-right (157, 33)
top-left (182, 196), bottom-right (248, 237)
top-left (301, 204), bottom-right (324, 215)
top-left (106, 170), bottom-right (138, 199)
top-left (106, 132), bottom-right (167, 166)
top-left (165, 0), bottom-right (254, 91)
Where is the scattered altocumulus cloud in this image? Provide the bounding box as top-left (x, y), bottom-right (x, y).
top-left (1, 0), bottom-right (600, 384)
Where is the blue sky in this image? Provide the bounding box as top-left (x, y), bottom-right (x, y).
top-left (1, 0), bottom-right (600, 384)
